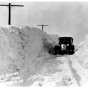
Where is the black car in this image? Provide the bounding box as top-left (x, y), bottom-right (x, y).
top-left (54, 37), bottom-right (75, 55)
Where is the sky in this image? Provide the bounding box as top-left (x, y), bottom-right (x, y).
top-left (0, 2), bottom-right (88, 45)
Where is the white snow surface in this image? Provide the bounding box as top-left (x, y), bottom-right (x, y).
top-left (0, 26), bottom-right (88, 87)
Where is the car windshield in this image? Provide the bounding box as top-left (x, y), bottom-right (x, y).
top-left (59, 38), bottom-right (73, 42)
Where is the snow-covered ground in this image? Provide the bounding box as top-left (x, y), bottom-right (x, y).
top-left (0, 26), bottom-right (88, 87)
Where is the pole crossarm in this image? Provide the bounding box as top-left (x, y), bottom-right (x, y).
top-left (0, 5), bottom-right (9, 6)
top-left (11, 5), bottom-right (24, 7)
top-left (37, 25), bottom-right (48, 26)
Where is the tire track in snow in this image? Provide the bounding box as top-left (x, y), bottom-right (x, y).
top-left (68, 57), bottom-right (81, 86)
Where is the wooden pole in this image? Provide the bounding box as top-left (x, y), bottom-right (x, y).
top-left (0, 3), bottom-right (24, 25)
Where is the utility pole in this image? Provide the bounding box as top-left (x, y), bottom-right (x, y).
top-left (37, 24), bottom-right (49, 31)
top-left (0, 3), bottom-right (24, 25)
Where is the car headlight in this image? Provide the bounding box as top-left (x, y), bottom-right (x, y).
top-left (61, 44), bottom-right (66, 50)
top-left (67, 44), bottom-right (69, 46)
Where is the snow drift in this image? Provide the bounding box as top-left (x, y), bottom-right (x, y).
top-left (0, 26), bottom-right (59, 86)
top-left (75, 34), bottom-right (88, 69)
top-left (1, 26), bottom-right (88, 87)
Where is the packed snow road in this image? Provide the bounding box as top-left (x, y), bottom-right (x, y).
top-left (30, 54), bottom-right (88, 87)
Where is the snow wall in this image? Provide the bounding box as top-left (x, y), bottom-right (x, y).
top-left (0, 26), bottom-right (59, 82)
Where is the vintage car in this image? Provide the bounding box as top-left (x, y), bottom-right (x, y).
top-left (54, 37), bottom-right (75, 55)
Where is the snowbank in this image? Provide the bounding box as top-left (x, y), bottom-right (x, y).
top-left (75, 34), bottom-right (88, 69)
top-left (0, 26), bottom-right (59, 86)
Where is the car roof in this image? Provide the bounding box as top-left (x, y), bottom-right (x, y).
top-left (59, 37), bottom-right (73, 39)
